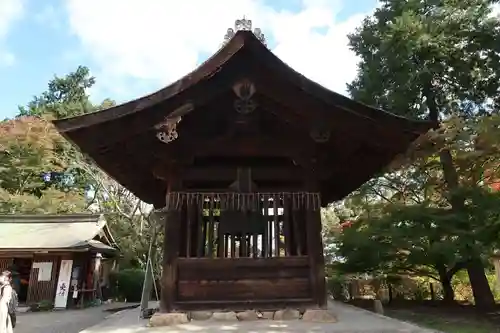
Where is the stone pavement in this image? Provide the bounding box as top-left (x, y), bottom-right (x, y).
top-left (15, 303), bottom-right (136, 333)
top-left (80, 301), bottom-right (441, 333)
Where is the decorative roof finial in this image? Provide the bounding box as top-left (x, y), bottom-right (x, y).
top-left (223, 17), bottom-right (267, 46)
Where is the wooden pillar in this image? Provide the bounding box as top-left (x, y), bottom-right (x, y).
top-left (306, 208), bottom-right (327, 308)
top-left (263, 195), bottom-right (270, 257)
top-left (305, 174), bottom-right (327, 309)
top-left (92, 253), bottom-right (102, 300)
top-left (160, 173), bottom-right (183, 313)
top-left (178, 204), bottom-right (188, 257)
top-left (282, 195), bottom-right (293, 256)
top-left (187, 201), bottom-right (198, 257)
top-left (291, 209), bottom-right (303, 255)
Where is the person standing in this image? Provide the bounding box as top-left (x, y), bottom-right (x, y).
top-left (0, 271), bottom-right (14, 333)
top-left (9, 272), bottom-right (19, 296)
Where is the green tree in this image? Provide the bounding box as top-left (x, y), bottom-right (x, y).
top-left (18, 66), bottom-right (95, 119)
top-left (347, 0), bottom-right (500, 308)
top-left (333, 111), bottom-right (500, 302)
top-left (0, 116), bottom-right (86, 213)
top-left (1, 66), bottom-right (100, 213)
top-left (13, 66), bottom-right (161, 272)
top-left (336, 196), bottom-right (500, 303)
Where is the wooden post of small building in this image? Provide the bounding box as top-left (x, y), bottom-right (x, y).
top-left (93, 253), bottom-right (102, 301)
top-left (140, 212), bottom-right (160, 317)
top-left (160, 172), bottom-right (182, 313)
top-left (305, 172), bottom-right (327, 309)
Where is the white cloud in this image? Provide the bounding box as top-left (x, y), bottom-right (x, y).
top-left (0, 0), bottom-right (23, 67)
top-left (65, 0), bottom-right (374, 98)
top-left (0, 52), bottom-right (15, 66)
top-left (34, 5), bottom-right (61, 30)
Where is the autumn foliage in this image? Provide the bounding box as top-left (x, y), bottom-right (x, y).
top-left (0, 116), bottom-right (86, 213)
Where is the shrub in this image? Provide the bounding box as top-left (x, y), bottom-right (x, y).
top-left (109, 268), bottom-right (145, 302)
top-left (29, 299), bottom-right (53, 312)
top-left (326, 275), bottom-right (349, 301)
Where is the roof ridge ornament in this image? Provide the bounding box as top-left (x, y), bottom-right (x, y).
top-left (223, 17), bottom-right (267, 46)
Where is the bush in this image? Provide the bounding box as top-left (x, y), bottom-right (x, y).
top-left (411, 280), bottom-right (431, 301)
top-left (29, 299), bottom-right (53, 312)
top-left (326, 275), bottom-right (349, 301)
top-left (109, 268), bottom-right (145, 302)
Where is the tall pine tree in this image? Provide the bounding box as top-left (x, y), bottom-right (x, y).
top-left (348, 0), bottom-right (500, 308)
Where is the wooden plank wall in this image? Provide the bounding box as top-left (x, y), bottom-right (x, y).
top-left (26, 256), bottom-right (59, 305)
top-left (176, 256), bottom-right (313, 309)
top-left (0, 258), bottom-right (13, 272)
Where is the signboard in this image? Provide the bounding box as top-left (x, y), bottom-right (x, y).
top-left (32, 262), bottom-right (53, 281)
top-left (219, 210), bottom-right (266, 235)
top-left (54, 260), bottom-right (73, 309)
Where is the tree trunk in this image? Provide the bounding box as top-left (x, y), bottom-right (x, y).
top-left (429, 282), bottom-right (435, 301)
top-left (439, 149), bottom-right (495, 309)
top-left (440, 276), bottom-right (455, 303)
top-left (425, 87), bottom-right (495, 309)
top-left (437, 265), bottom-right (455, 303)
top-left (467, 258), bottom-right (496, 309)
top-left (442, 279), bottom-right (455, 304)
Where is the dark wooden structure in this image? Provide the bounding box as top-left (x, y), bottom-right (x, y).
top-left (53, 19), bottom-right (433, 312)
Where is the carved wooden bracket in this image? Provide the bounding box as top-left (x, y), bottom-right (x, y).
top-left (155, 103), bottom-right (193, 144)
top-left (309, 122), bottom-right (331, 143)
top-left (233, 79), bottom-right (257, 114)
top-left (155, 116), bottom-right (181, 144)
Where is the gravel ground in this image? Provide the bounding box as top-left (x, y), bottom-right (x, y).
top-left (14, 304), bottom-right (135, 333)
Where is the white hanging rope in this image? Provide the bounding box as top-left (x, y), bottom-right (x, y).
top-left (161, 192), bottom-right (322, 212)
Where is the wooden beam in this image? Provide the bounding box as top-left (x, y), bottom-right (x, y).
top-left (233, 167), bottom-right (254, 192)
top-left (153, 166), bottom-right (330, 182)
top-left (153, 134), bottom-right (319, 170)
top-left (182, 185), bottom-right (304, 193)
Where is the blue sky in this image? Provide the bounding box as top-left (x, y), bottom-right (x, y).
top-left (0, 0), bottom-right (379, 120)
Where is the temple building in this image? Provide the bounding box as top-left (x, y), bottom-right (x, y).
top-left (53, 19), bottom-right (433, 313)
top-left (0, 214), bottom-right (118, 309)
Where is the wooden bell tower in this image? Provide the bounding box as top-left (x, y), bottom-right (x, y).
top-left (53, 17), bottom-right (433, 313)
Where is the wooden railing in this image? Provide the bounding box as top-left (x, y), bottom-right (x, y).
top-left (160, 192), bottom-right (320, 259)
top-left (158, 191), bottom-right (326, 311)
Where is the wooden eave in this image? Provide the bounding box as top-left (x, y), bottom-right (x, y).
top-left (0, 247), bottom-right (93, 253)
top-left (100, 224), bottom-right (120, 251)
top-left (53, 30), bottom-right (435, 207)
